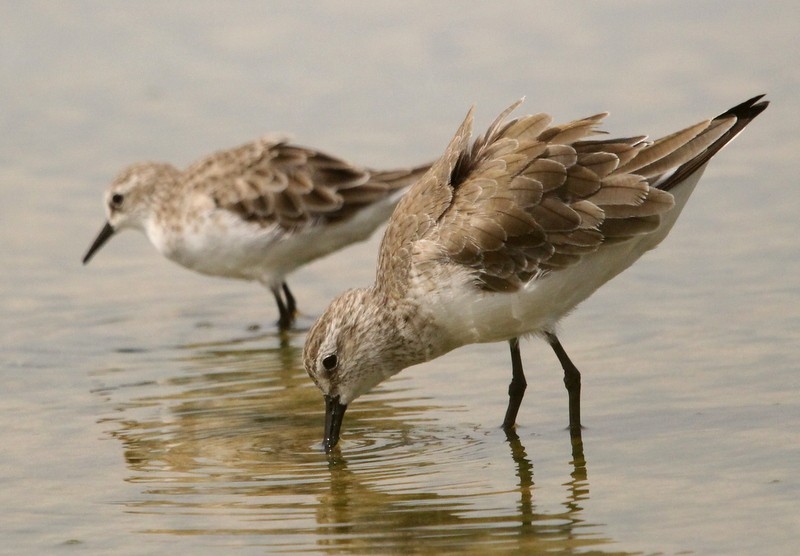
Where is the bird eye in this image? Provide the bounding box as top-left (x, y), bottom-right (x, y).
top-left (322, 354), bottom-right (338, 372)
top-left (110, 193), bottom-right (124, 208)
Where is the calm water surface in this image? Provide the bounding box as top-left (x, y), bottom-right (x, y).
top-left (2, 2), bottom-right (799, 554)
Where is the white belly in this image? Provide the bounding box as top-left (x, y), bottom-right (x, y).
top-left (146, 193), bottom-right (401, 288)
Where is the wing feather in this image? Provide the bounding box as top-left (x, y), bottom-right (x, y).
top-left (374, 97), bottom-right (767, 297)
top-left (184, 137), bottom-right (429, 230)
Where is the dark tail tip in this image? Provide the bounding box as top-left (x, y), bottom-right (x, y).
top-left (714, 94), bottom-right (770, 123)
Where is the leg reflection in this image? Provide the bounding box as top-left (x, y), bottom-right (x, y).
top-left (565, 433), bottom-right (589, 515)
top-left (505, 429), bottom-right (534, 527)
top-left (504, 429), bottom-right (591, 541)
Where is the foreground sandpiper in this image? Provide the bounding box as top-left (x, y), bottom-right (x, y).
top-left (303, 95), bottom-right (768, 452)
top-left (83, 136), bottom-right (430, 330)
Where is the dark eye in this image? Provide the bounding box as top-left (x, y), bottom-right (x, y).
top-left (322, 354), bottom-right (338, 372)
top-left (110, 193), bottom-right (124, 208)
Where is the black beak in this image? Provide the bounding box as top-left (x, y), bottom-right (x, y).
top-left (82, 222), bottom-right (116, 264)
top-left (323, 395), bottom-right (347, 453)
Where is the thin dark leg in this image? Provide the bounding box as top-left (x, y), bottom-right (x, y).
top-left (282, 282), bottom-right (297, 318)
top-left (503, 337), bottom-right (527, 431)
top-left (545, 332), bottom-right (582, 436)
top-left (272, 286), bottom-right (293, 331)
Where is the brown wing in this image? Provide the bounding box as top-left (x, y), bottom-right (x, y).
top-left (404, 97), bottom-right (765, 293)
top-left (183, 136), bottom-right (429, 231)
top-left (376, 106), bottom-right (477, 293)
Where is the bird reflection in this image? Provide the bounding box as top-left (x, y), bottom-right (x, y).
top-left (94, 336), bottom-right (628, 554)
top-left (506, 429), bottom-right (535, 526)
top-left (566, 434), bottom-right (589, 514)
top-left (504, 429), bottom-right (592, 548)
top-left (315, 428), bottom-right (629, 554)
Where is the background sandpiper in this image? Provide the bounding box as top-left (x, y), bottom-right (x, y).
top-left (83, 136), bottom-right (430, 330)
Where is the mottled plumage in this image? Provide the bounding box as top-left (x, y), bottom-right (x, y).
top-left (83, 135), bottom-right (430, 329)
top-left (304, 95), bottom-right (769, 452)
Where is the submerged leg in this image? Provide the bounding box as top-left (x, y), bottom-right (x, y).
top-left (545, 331), bottom-right (582, 436)
top-left (272, 285), bottom-right (294, 331)
top-left (503, 337), bottom-right (527, 430)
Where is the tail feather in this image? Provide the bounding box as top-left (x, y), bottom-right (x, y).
top-left (657, 95), bottom-right (769, 191)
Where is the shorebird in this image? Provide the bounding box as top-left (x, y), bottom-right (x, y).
top-left (82, 136), bottom-right (430, 330)
top-left (303, 95), bottom-right (768, 452)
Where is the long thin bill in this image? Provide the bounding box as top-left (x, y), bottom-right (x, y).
top-left (323, 395), bottom-right (347, 453)
top-left (82, 222), bottom-right (115, 264)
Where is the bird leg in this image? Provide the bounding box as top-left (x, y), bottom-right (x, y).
top-left (502, 337), bottom-right (527, 430)
top-left (272, 282), bottom-right (296, 331)
top-left (545, 332), bottom-right (582, 437)
top-left (282, 282), bottom-right (297, 318)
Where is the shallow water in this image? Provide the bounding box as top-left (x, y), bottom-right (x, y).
top-left (2, 2), bottom-right (799, 554)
